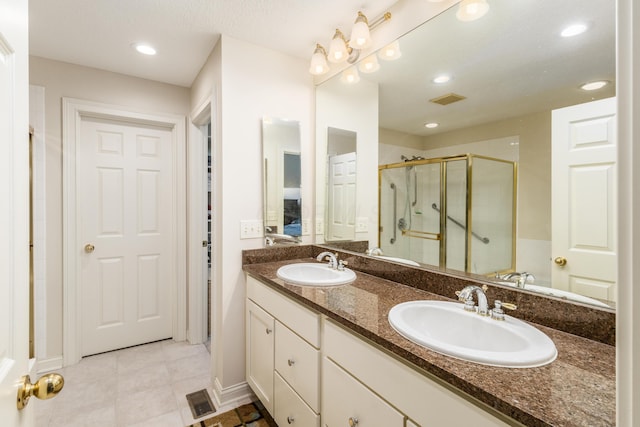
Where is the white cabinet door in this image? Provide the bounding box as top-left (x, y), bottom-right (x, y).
top-left (246, 300), bottom-right (275, 414)
top-left (322, 357), bottom-right (404, 427)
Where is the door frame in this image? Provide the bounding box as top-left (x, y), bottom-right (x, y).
top-left (62, 97), bottom-right (187, 366)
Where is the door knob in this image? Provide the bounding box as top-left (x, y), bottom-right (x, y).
top-left (17, 373), bottom-right (64, 410)
top-left (84, 243), bottom-right (95, 253)
top-left (554, 256), bottom-right (567, 266)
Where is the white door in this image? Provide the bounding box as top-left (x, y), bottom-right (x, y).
top-left (551, 97), bottom-right (617, 302)
top-left (78, 117), bottom-right (174, 356)
top-left (326, 152), bottom-right (357, 240)
top-left (0, 0), bottom-right (35, 424)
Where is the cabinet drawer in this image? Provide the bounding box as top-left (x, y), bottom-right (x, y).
top-left (274, 372), bottom-right (320, 427)
top-left (275, 320), bottom-right (320, 411)
top-left (322, 357), bottom-right (404, 427)
top-left (247, 275), bottom-right (320, 346)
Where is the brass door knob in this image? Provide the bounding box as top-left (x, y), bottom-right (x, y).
top-left (84, 243), bottom-right (95, 253)
top-left (17, 373), bottom-right (64, 410)
top-left (554, 256), bottom-right (567, 266)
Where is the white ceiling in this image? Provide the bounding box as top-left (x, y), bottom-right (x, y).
top-left (29, 0), bottom-right (399, 87)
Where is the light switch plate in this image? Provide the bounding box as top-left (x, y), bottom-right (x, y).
top-left (301, 219), bottom-right (311, 236)
top-left (240, 220), bottom-right (263, 239)
top-left (315, 219), bottom-right (324, 235)
top-left (356, 217), bottom-right (368, 232)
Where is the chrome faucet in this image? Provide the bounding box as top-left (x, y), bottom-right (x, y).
top-left (366, 247), bottom-right (384, 256)
top-left (501, 271), bottom-right (535, 288)
top-left (316, 251), bottom-right (338, 268)
top-left (457, 285), bottom-right (489, 316)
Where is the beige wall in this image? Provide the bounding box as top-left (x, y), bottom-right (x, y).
top-left (422, 110), bottom-right (551, 241)
top-left (29, 56), bottom-right (190, 360)
top-left (190, 35), bottom-right (314, 402)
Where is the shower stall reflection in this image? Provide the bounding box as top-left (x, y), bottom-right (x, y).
top-left (378, 154), bottom-right (517, 275)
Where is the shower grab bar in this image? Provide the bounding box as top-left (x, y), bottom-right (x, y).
top-left (390, 183), bottom-right (397, 244)
top-left (432, 203), bottom-right (490, 244)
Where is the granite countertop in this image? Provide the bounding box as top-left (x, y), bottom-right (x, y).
top-left (243, 258), bottom-right (615, 427)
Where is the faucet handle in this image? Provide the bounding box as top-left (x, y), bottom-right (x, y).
top-left (500, 301), bottom-right (517, 311)
top-left (490, 300), bottom-right (517, 321)
top-left (337, 260), bottom-right (348, 271)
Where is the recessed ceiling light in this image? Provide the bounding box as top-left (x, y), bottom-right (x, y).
top-left (561, 23), bottom-right (588, 38)
top-left (132, 43), bottom-right (157, 56)
top-left (424, 122), bottom-right (439, 129)
top-left (433, 75), bottom-right (451, 84)
top-left (580, 80), bottom-right (609, 91)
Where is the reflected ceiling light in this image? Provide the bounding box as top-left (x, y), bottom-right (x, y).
top-left (309, 10), bottom-right (391, 75)
top-left (561, 23), bottom-right (588, 37)
top-left (340, 67), bottom-right (361, 84)
top-left (424, 122), bottom-right (439, 129)
top-left (378, 40), bottom-right (402, 61)
top-left (350, 12), bottom-right (371, 49)
top-left (580, 80), bottom-right (609, 91)
top-left (132, 43), bottom-right (156, 55)
top-left (456, 0), bottom-right (490, 22)
top-left (433, 75), bottom-right (451, 84)
top-left (358, 54), bottom-right (380, 73)
top-left (309, 44), bottom-right (330, 75)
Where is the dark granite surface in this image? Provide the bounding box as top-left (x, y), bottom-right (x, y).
top-left (243, 253), bottom-right (615, 427)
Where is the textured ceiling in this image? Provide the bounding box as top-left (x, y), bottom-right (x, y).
top-left (29, 0), bottom-right (399, 87)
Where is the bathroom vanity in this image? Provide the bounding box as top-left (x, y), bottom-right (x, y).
top-left (243, 246), bottom-right (615, 427)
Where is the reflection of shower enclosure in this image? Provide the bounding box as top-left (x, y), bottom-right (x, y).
top-left (379, 154), bottom-right (517, 274)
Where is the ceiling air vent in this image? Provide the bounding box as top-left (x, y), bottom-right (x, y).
top-left (429, 93), bottom-right (467, 106)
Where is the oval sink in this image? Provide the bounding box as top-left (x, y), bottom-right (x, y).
top-left (277, 263), bottom-right (356, 287)
top-left (388, 300), bottom-right (557, 368)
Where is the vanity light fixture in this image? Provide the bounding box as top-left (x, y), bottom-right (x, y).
top-left (340, 67), bottom-right (361, 84)
top-left (358, 54), bottom-right (380, 73)
top-left (309, 44), bottom-right (330, 75)
top-left (379, 40), bottom-right (402, 61)
top-left (328, 29), bottom-right (350, 63)
top-left (561, 23), bottom-right (588, 38)
top-left (350, 12), bottom-right (372, 49)
top-left (132, 43), bottom-right (156, 56)
top-left (456, 0), bottom-right (490, 22)
top-left (580, 80), bottom-right (609, 91)
top-left (424, 122), bottom-right (439, 129)
top-left (309, 10), bottom-right (391, 75)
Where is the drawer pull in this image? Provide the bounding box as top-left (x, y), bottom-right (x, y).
top-left (287, 359), bottom-right (295, 366)
top-left (349, 417), bottom-right (359, 426)
top-left (266, 328), bottom-right (272, 334)
top-left (287, 416), bottom-right (295, 424)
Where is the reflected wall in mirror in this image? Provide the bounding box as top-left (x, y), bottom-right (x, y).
top-left (262, 117), bottom-right (302, 241)
top-left (325, 127), bottom-right (357, 241)
top-left (314, 0), bottom-right (616, 309)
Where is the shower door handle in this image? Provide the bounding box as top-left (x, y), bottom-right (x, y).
top-left (390, 183), bottom-right (397, 244)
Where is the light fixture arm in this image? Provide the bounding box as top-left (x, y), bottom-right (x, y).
top-left (369, 12), bottom-right (392, 31)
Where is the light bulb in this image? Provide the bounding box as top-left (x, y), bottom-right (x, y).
top-left (456, 0), bottom-right (490, 22)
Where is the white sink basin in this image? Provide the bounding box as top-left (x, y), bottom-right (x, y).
top-left (276, 263), bottom-right (356, 287)
top-left (388, 301), bottom-right (557, 368)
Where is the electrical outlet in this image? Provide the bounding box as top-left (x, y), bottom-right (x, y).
top-left (356, 217), bottom-right (368, 232)
top-left (301, 219), bottom-right (311, 236)
top-left (315, 219), bottom-right (324, 235)
top-left (240, 220), bottom-right (263, 239)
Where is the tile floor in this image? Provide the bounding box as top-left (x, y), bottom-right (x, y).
top-left (35, 339), bottom-right (254, 427)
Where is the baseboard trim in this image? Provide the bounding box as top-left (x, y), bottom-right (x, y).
top-left (212, 377), bottom-right (253, 408)
top-left (36, 356), bottom-right (64, 374)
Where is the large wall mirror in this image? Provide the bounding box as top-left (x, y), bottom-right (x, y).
top-left (315, 0), bottom-right (616, 309)
top-left (262, 117), bottom-right (302, 241)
